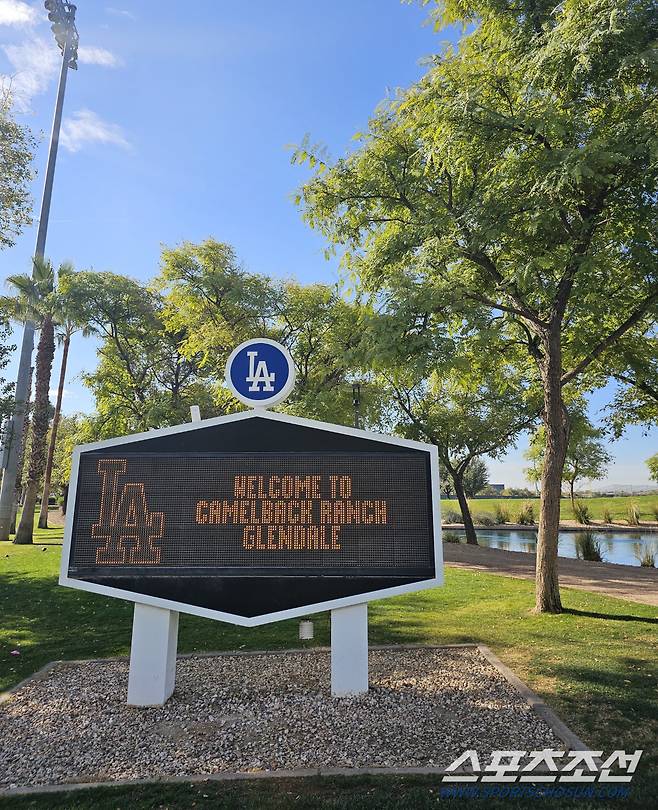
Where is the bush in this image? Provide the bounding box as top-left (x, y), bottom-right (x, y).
top-left (473, 512), bottom-right (496, 526)
top-left (634, 543), bottom-right (656, 568)
top-left (516, 503), bottom-right (535, 525)
top-left (652, 506), bottom-right (658, 522)
top-left (442, 509), bottom-right (463, 524)
top-left (573, 501), bottom-right (591, 525)
top-left (603, 508), bottom-right (613, 524)
top-left (627, 503), bottom-right (641, 526)
top-left (443, 531), bottom-right (462, 544)
top-left (575, 532), bottom-right (605, 562)
top-left (494, 504), bottom-right (510, 524)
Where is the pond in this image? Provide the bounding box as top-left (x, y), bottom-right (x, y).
top-left (452, 529), bottom-right (658, 567)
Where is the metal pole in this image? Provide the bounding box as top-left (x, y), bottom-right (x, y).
top-left (352, 383), bottom-right (361, 430)
top-left (0, 35), bottom-right (72, 540)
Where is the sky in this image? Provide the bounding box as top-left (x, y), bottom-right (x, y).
top-left (0, 0), bottom-right (655, 488)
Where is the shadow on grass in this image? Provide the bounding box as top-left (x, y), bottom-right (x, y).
top-left (0, 570), bottom-right (330, 691)
top-left (563, 608), bottom-right (658, 625)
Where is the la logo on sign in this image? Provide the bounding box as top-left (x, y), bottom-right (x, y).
top-left (246, 350), bottom-right (275, 392)
top-left (226, 339), bottom-right (296, 407)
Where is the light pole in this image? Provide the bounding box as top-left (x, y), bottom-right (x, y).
top-left (0, 2), bottom-right (78, 540)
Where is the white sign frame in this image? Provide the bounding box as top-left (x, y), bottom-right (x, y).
top-left (224, 338), bottom-right (297, 408)
top-left (59, 409), bottom-right (443, 628)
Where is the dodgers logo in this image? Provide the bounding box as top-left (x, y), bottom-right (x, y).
top-left (225, 339), bottom-right (296, 407)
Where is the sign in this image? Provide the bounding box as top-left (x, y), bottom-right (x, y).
top-left (60, 411), bottom-right (442, 626)
top-left (225, 338), bottom-right (296, 407)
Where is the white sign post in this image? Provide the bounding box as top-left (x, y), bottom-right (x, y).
top-left (331, 603), bottom-right (369, 696)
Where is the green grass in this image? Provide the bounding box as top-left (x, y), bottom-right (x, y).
top-left (1, 523), bottom-right (657, 809)
top-left (444, 493), bottom-right (658, 524)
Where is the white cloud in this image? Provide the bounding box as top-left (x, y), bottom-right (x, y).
top-left (1, 36), bottom-right (60, 112)
top-left (106, 7), bottom-right (135, 21)
top-left (77, 46), bottom-right (121, 68)
top-left (0, 1), bottom-right (38, 27)
top-left (60, 109), bottom-right (131, 153)
top-left (49, 387), bottom-right (71, 399)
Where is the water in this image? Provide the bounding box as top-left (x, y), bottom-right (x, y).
top-left (452, 529), bottom-right (658, 567)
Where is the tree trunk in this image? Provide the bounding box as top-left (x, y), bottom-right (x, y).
top-left (15, 317), bottom-right (55, 545)
top-left (38, 332), bottom-right (70, 529)
top-left (535, 328), bottom-right (568, 613)
top-left (569, 480), bottom-right (575, 510)
top-left (453, 473), bottom-right (478, 545)
top-left (10, 367), bottom-right (33, 537)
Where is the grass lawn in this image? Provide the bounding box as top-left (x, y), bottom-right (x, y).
top-left (443, 493), bottom-right (658, 524)
top-left (1, 522), bottom-right (656, 809)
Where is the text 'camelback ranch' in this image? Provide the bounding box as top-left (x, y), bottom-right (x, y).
top-left (195, 475), bottom-right (389, 551)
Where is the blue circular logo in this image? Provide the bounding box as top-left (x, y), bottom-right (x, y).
top-left (225, 339), bottom-right (296, 407)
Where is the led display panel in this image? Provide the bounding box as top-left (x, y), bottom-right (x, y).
top-left (69, 453), bottom-right (433, 576)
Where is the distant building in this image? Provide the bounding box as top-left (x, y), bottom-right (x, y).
top-left (489, 483), bottom-right (505, 494)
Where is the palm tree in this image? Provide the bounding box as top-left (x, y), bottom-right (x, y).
top-left (2, 257), bottom-right (57, 544)
top-left (38, 264), bottom-right (87, 528)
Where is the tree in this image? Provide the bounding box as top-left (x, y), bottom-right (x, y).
top-left (647, 454), bottom-right (658, 484)
top-left (157, 239), bottom-right (383, 427)
top-left (351, 281), bottom-right (535, 543)
top-left (37, 265), bottom-right (89, 528)
top-left (389, 368), bottom-right (533, 544)
top-left (296, 0), bottom-right (658, 611)
top-left (0, 91), bottom-right (35, 249)
top-left (62, 270), bottom-right (224, 437)
top-left (526, 409), bottom-right (611, 507)
top-left (2, 259), bottom-right (57, 544)
top-left (463, 458), bottom-right (489, 498)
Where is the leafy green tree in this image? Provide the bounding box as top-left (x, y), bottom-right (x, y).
top-left (2, 259), bottom-right (58, 544)
top-left (463, 457), bottom-right (490, 498)
top-left (647, 453), bottom-right (658, 484)
top-left (0, 92), bottom-right (35, 249)
top-left (296, 0), bottom-right (658, 611)
top-left (526, 409), bottom-right (611, 507)
top-left (389, 368), bottom-right (533, 544)
top-left (157, 239), bottom-right (277, 373)
top-left (157, 239), bottom-right (382, 427)
top-left (62, 270), bottom-right (221, 437)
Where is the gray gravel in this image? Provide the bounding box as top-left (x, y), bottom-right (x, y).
top-left (0, 647), bottom-right (562, 788)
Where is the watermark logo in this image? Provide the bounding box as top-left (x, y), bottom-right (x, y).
top-left (438, 749), bottom-right (642, 799)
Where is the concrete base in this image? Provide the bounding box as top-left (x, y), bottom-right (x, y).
top-left (330, 603), bottom-right (368, 696)
top-left (127, 604), bottom-right (179, 706)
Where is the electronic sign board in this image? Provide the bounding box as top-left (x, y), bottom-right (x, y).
top-left (60, 411), bottom-right (442, 626)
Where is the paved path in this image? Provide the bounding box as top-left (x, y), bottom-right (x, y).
top-left (443, 543), bottom-right (658, 607)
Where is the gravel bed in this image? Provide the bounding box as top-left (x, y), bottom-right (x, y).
top-left (0, 647), bottom-right (562, 788)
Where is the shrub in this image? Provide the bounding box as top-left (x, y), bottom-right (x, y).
top-left (443, 531), bottom-right (462, 544)
top-left (516, 503), bottom-right (535, 525)
top-left (494, 504), bottom-right (510, 524)
top-left (575, 532), bottom-right (605, 562)
top-left (442, 509), bottom-right (463, 524)
top-left (652, 506), bottom-right (658, 522)
top-left (627, 503), bottom-right (641, 526)
top-left (603, 508), bottom-right (613, 524)
top-left (634, 543), bottom-right (656, 568)
top-left (573, 501), bottom-right (591, 525)
top-left (473, 512), bottom-right (496, 526)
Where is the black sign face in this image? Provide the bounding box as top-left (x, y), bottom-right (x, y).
top-left (64, 415), bottom-right (438, 620)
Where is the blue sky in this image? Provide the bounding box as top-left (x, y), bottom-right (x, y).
top-left (0, 0), bottom-right (655, 487)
